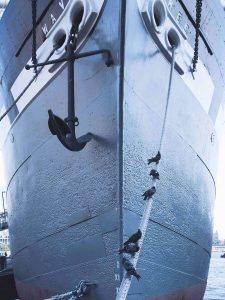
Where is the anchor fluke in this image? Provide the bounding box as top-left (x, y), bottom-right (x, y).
top-left (48, 110), bottom-right (71, 136)
top-left (48, 109), bottom-right (92, 152)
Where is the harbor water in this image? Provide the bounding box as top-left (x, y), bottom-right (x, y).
top-left (204, 252), bottom-right (225, 300)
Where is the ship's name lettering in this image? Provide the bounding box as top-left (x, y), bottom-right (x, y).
top-left (184, 23), bottom-right (190, 34)
top-left (168, 0), bottom-right (174, 10)
top-left (41, 0), bottom-right (69, 37)
top-left (168, 3), bottom-right (190, 37)
top-left (176, 11), bottom-right (182, 24)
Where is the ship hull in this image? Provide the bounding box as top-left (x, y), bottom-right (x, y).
top-left (0, 0), bottom-right (224, 299)
top-left (15, 279), bottom-right (206, 300)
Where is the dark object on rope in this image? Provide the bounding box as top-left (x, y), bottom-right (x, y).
top-left (124, 229), bottom-right (142, 246)
top-left (147, 151), bottom-right (161, 165)
top-left (150, 169), bottom-right (160, 180)
top-left (142, 187), bottom-right (156, 200)
top-left (192, 0), bottom-right (203, 72)
top-left (119, 243), bottom-right (140, 255)
top-left (31, 0), bottom-right (37, 73)
top-left (122, 257), bottom-right (141, 281)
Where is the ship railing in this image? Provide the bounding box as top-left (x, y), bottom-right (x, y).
top-left (0, 211), bottom-right (8, 231)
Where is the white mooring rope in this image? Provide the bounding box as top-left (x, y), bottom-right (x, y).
top-left (45, 290), bottom-right (75, 300)
top-left (116, 47), bottom-right (176, 300)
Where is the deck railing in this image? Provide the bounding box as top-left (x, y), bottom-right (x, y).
top-left (0, 211), bottom-right (8, 231)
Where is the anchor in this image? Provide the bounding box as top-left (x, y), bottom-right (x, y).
top-left (25, 22), bottom-right (113, 151)
top-left (47, 39), bottom-right (91, 152)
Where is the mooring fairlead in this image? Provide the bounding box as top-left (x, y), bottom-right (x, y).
top-left (45, 280), bottom-right (97, 300)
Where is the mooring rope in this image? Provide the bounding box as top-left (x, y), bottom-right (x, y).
top-left (159, 47), bottom-right (176, 151)
top-left (45, 280), bottom-right (96, 300)
top-left (116, 46), bottom-right (176, 300)
top-left (46, 290), bottom-right (75, 300)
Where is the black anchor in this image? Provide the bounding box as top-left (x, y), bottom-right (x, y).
top-left (26, 22), bottom-right (113, 151)
top-left (48, 32), bottom-right (92, 151)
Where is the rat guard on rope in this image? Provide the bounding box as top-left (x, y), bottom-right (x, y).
top-left (26, 14), bottom-right (113, 151)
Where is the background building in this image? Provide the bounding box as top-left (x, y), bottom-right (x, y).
top-left (0, 230), bottom-right (10, 256)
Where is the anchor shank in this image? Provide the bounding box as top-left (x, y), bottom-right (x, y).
top-left (67, 43), bottom-right (76, 137)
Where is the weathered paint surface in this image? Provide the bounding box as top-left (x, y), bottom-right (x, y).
top-left (1, 0), bottom-right (121, 299)
top-left (0, 0), bottom-right (225, 299)
top-left (122, 1), bottom-right (221, 298)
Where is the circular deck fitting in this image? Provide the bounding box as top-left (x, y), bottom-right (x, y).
top-left (166, 27), bottom-right (181, 51)
top-left (151, 0), bottom-right (167, 33)
top-left (53, 29), bottom-right (67, 54)
top-left (70, 1), bottom-right (85, 30)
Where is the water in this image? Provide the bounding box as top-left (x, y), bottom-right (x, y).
top-left (204, 252), bottom-right (225, 300)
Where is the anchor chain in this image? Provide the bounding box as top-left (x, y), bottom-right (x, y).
top-left (116, 47), bottom-right (176, 300)
top-left (192, 0), bottom-right (203, 72)
top-left (31, 0), bottom-right (37, 73)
